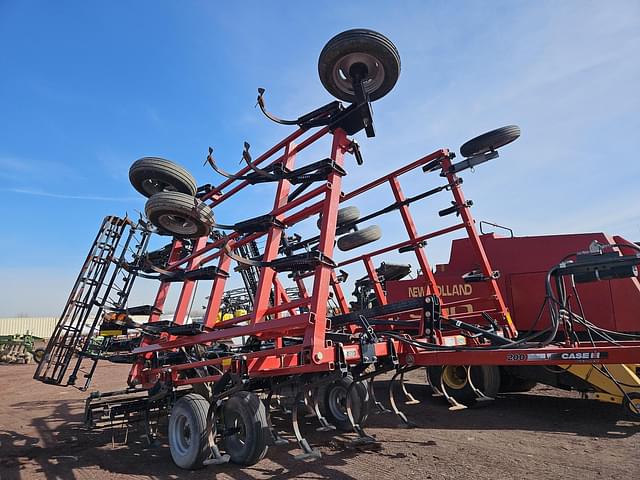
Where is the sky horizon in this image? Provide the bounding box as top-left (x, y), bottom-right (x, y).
top-left (1, 1), bottom-right (639, 317)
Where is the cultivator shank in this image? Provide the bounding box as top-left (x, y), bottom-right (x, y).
top-left (35, 28), bottom-right (640, 470)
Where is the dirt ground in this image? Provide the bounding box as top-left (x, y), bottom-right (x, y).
top-left (1, 363), bottom-right (638, 480)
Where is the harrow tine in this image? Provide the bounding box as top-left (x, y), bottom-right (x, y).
top-left (291, 391), bottom-right (322, 460)
top-left (345, 380), bottom-right (377, 445)
top-left (400, 371), bottom-right (420, 405)
top-left (466, 366), bottom-right (494, 403)
top-left (368, 376), bottom-right (392, 414)
top-left (388, 370), bottom-right (416, 428)
top-left (264, 391), bottom-right (288, 446)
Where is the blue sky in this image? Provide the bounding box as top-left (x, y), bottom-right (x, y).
top-left (1, 1), bottom-right (639, 316)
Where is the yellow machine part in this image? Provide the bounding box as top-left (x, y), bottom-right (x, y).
top-left (562, 363), bottom-right (640, 404)
top-left (215, 309), bottom-right (247, 325)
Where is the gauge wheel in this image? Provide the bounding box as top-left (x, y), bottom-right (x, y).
top-left (459, 125), bottom-right (521, 158)
top-left (222, 391), bottom-right (269, 465)
top-left (168, 393), bottom-right (210, 469)
top-left (337, 225), bottom-right (382, 251)
top-left (317, 205), bottom-right (361, 229)
top-left (323, 376), bottom-right (371, 431)
top-left (318, 29), bottom-right (401, 103)
top-left (130, 157), bottom-right (197, 197)
top-left (145, 191), bottom-right (214, 238)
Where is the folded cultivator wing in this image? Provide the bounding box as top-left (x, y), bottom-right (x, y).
top-left (36, 29), bottom-right (640, 469)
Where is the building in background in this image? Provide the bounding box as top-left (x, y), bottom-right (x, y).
top-left (0, 317), bottom-right (58, 338)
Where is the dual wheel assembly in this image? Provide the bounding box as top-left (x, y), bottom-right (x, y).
top-left (168, 378), bottom-right (371, 470)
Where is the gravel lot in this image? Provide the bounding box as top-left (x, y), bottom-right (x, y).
top-left (1, 363), bottom-right (639, 480)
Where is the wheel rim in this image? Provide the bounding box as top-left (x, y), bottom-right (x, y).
top-left (157, 213), bottom-right (199, 236)
top-left (442, 366), bottom-right (468, 390)
top-left (331, 52), bottom-right (385, 99)
top-left (225, 412), bottom-right (247, 449)
top-left (328, 384), bottom-right (349, 421)
top-left (170, 413), bottom-right (192, 457)
top-left (141, 178), bottom-right (177, 196)
top-left (626, 394), bottom-right (640, 416)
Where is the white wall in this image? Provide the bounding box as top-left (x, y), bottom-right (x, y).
top-left (0, 317), bottom-right (58, 339)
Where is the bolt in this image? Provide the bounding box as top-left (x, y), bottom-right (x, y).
top-left (314, 352), bottom-right (324, 362)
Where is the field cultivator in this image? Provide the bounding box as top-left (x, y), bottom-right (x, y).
top-left (35, 29), bottom-right (640, 469)
top-left (1, 333), bottom-right (44, 364)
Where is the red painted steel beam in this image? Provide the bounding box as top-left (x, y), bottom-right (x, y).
top-left (403, 342), bottom-right (640, 366)
top-left (439, 154), bottom-right (515, 337)
top-left (133, 314), bottom-right (310, 354)
top-left (304, 129), bottom-right (350, 357)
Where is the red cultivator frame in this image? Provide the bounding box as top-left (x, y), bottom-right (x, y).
top-left (35, 29), bottom-right (640, 469)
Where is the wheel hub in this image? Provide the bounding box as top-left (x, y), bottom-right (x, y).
top-left (171, 414), bottom-right (192, 457)
top-left (442, 366), bottom-right (468, 390)
top-left (157, 214), bottom-right (198, 235)
top-left (331, 52), bottom-right (385, 98)
top-left (328, 385), bottom-right (348, 420)
top-left (142, 178), bottom-right (177, 196)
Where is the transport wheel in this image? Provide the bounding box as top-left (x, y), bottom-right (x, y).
top-left (32, 348), bottom-right (46, 364)
top-left (129, 157), bottom-right (197, 197)
top-left (459, 125), bottom-right (521, 158)
top-left (428, 365), bottom-right (501, 404)
top-left (318, 29), bottom-right (401, 103)
top-left (323, 376), bottom-right (370, 431)
top-left (222, 391), bottom-right (269, 466)
top-left (168, 393), bottom-right (211, 470)
top-left (145, 192), bottom-right (214, 238)
top-left (337, 225), bottom-right (382, 251)
top-left (317, 206), bottom-right (361, 229)
top-left (499, 368), bottom-right (537, 393)
top-left (623, 392), bottom-right (640, 420)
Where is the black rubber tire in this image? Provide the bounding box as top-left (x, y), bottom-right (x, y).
top-left (427, 365), bottom-right (501, 405)
top-left (168, 393), bottom-right (211, 470)
top-left (459, 125), bottom-right (521, 158)
top-left (337, 225), bottom-right (382, 251)
top-left (318, 29), bottom-right (401, 103)
top-left (129, 157), bottom-right (197, 197)
top-left (32, 348), bottom-right (46, 364)
top-left (145, 192), bottom-right (214, 238)
top-left (498, 368), bottom-right (537, 393)
top-left (323, 376), bottom-right (371, 431)
top-left (317, 206), bottom-right (361, 229)
top-left (222, 391), bottom-right (269, 466)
